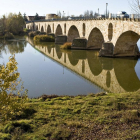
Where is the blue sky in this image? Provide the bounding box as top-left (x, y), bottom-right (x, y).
top-left (0, 0), bottom-right (132, 16)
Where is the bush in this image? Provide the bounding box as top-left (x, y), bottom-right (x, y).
top-left (60, 42), bottom-right (72, 49)
top-left (33, 35), bottom-right (55, 42)
top-left (38, 32), bottom-right (47, 35)
top-left (28, 31), bottom-right (40, 37)
top-left (4, 32), bottom-right (14, 39)
top-left (0, 55), bottom-right (28, 120)
top-left (23, 28), bottom-right (30, 32)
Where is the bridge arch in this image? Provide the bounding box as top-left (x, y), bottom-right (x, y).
top-left (83, 23), bottom-right (86, 37)
top-left (108, 23), bottom-right (113, 41)
top-left (45, 24), bottom-right (46, 32)
top-left (114, 58), bottom-right (140, 92)
top-left (87, 51), bottom-right (102, 76)
top-left (41, 26), bottom-right (44, 32)
top-left (87, 27), bottom-right (104, 49)
top-left (64, 23), bottom-right (66, 34)
top-left (114, 31), bottom-right (140, 55)
top-left (106, 71), bottom-right (111, 88)
top-left (68, 51), bottom-right (79, 66)
top-left (39, 24), bottom-right (40, 30)
top-left (36, 25), bottom-right (38, 31)
top-left (30, 25), bottom-right (32, 30)
top-left (47, 25), bottom-right (52, 34)
top-left (55, 24), bottom-right (63, 36)
top-left (55, 47), bottom-right (62, 59)
top-left (67, 25), bottom-right (80, 42)
top-left (53, 24), bottom-right (54, 32)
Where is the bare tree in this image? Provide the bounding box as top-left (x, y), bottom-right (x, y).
top-left (89, 10), bottom-right (94, 18)
top-left (84, 10), bottom-right (90, 18)
top-left (129, 0), bottom-right (140, 14)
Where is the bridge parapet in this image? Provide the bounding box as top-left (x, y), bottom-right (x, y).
top-left (26, 18), bottom-right (140, 57)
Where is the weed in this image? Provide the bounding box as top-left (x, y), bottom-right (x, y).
top-left (60, 42), bottom-right (72, 49)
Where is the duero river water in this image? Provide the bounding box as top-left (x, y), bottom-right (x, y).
top-left (0, 37), bottom-right (140, 98)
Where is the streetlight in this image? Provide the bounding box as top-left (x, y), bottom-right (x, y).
top-left (106, 3), bottom-right (108, 18)
top-left (63, 11), bottom-right (65, 18)
top-left (98, 8), bottom-right (99, 15)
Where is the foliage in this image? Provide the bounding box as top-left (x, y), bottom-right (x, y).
top-left (0, 13), bottom-right (25, 35)
top-left (38, 32), bottom-right (46, 35)
top-left (60, 42), bottom-right (72, 49)
top-left (33, 35), bottom-right (55, 42)
top-left (57, 11), bottom-right (62, 19)
top-left (0, 55), bottom-right (28, 120)
top-left (6, 12), bottom-right (25, 35)
top-left (4, 32), bottom-right (14, 39)
top-left (28, 31), bottom-right (40, 37)
top-left (34, 13), bottom-right (40, 20)
top-left (23, 13), bottom-right (28, 21)
top-left (0, 15), bottom-right (6, 33)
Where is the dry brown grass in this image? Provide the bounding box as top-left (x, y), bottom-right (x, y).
top-left (60, 42), bottom-right (72, 49)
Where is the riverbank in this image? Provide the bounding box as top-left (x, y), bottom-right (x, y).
top-left (0, 92), bottom-right (140, 140)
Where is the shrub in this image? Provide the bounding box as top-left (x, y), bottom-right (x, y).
top-left (4, 32), bottom-right (14, 39)
top-left (23, 28), bottom-right (30, 32)
top-left (38, 32), bottom-right (47, 35)
top-left (0, 55), bottom-right (28, 120)
top-left (60, 42), bottom-right (72, 49)
top-left (28, 31), bottom-right (40, 37)
top-left (33, 35), bottom-right (55, 42)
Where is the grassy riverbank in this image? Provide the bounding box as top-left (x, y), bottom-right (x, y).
top-left (0, 92), bottom-right (140, 140)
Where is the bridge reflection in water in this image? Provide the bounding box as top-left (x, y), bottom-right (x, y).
top-left (27, 37), bottom-right (140, 93)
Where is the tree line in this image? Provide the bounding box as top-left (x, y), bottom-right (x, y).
top-left (0, 12), bottom-right (25, 35)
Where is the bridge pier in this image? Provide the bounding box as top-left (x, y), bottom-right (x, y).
top-left (71, 38), bottom-right (87, 49)
top-left (99, 42), bottom-right (114, 57)
top-left (55, 35), bottom-right (67, 44)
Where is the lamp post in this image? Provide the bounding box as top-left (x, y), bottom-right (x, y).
top-left (63, 11), bottom-right (65, 18)
top-left (106, 3), bottom-right (108, 18)
top-left (98, 8), bottom-right (99, 15)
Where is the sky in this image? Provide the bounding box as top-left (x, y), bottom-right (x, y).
top-left (0, 0), bottom-right (132, 17)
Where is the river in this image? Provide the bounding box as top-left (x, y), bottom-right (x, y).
top-left (0, 37), bottom-right (140, 97)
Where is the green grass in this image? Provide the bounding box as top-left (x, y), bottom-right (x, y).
top-left (0, 92), bottom-right (140, 139)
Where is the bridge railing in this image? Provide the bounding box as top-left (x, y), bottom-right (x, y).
top-left (111, 14), bottom-right (140, 19)
top-left (25, 14), bottom-right (140, 24)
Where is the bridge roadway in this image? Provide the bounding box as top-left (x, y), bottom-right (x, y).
top-left (26, 18), bottom-right (140, 57)
top-left (26, 37), bottom-right (140, 93)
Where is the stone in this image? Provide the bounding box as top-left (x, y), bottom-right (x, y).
top-left (99, 42), bottom-right (114, 57)
top-left (72, 37), bottom-right (87, 49)
top-left (55, 35), bottom-right (67, 44)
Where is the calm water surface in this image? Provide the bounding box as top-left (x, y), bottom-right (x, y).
top-left (0, 37), bottom-right (140, 97)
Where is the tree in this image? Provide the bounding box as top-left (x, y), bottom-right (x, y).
top-left (23, 13), bottom-right (28, 21)
top-left (0, 15), bottom-right (7, 33)
top-left (6, 12), bottom-right (25, 35)
top-left (84, 10), bottom-right (90, 18)
top-left (57, 11), bottom-right (62, 18)
top-left (79, 14), bottom-right (83, 17)
top-left (0, 55), bottom-right (28, 120)
top-left (34, 13), bottom-right (40, 20)
top-left (129, 0), bottom-right (140, 14)
top-left (89, 10), bottom-right (94, 18)
top-left (94, 12), bottom-right (99, 18)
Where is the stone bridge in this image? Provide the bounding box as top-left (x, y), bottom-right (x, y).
top-left (26, 18), bottom-right (140, 57)
top-left (26, 37), bottom-right (140, 93)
